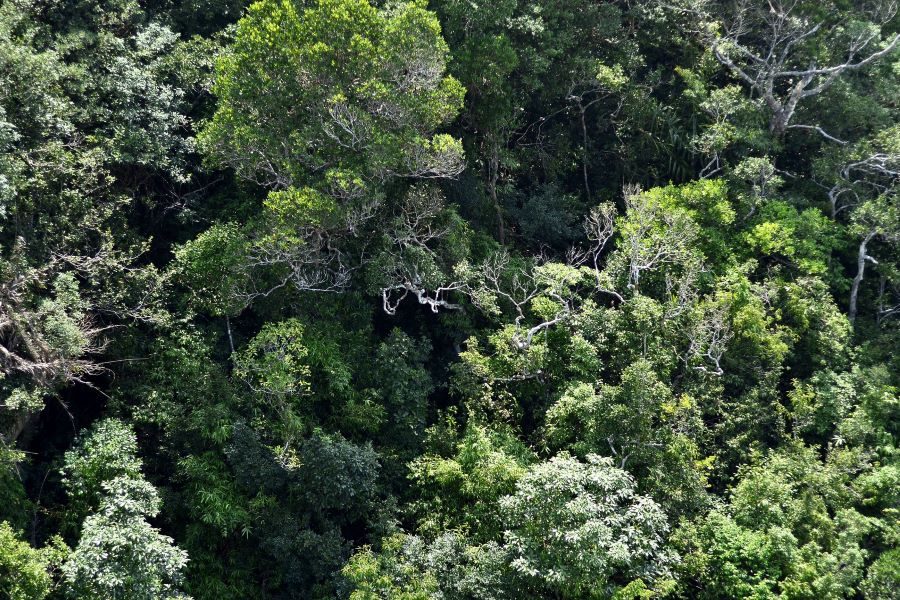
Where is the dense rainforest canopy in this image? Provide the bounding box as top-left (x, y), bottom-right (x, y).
top-left (1, 0), bottom-right (899, 598)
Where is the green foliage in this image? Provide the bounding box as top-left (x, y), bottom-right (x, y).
top-left (0, 444), bottom-right (30, 529)
top-left (499, 454), bottom-right (676, 598)
top-left (512, 184), bottom-right (583, 248)
top-left (673, 444), bottom-right (884, 600)
top-left (61, 419), bottom-right (143, 520)
top-left (234, 318), bottom-right (311, 444)
top-left (4, 0), bottom-right (900, 598)
top-left (343, 531), bottom-right (516, 600)
top-left (174, 223), bottom-right (250, 317)
top-left (63, 476), bottom-right (191, 600)
top-left (235, 319), bottom-right (310, 401)
top-left (410, 422), bottom-right (534, 540)
top-left (38, 274), bottom-right (90, 359)
top-left (545, 361), bottom-right (709, 516)
top-left (199, 0), bottom-right (464, 191)
top-left (342, 535), bottom-right (438, 600)
top-left (744, 202), bottom-right (838, 274)
top-left (371, 330), bottom-right (432, 454)
top-left (59, 418), bottom-right (191, 599)
top-left (861, 549), bottom-right (900, 600)
top-left (0, 521), bottom-right (66, 600)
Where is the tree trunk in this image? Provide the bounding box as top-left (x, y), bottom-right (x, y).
top-left (225, 316), bottom-right (235, 354)
top-left (579, 105), bottom-right (591, 200)
top-left (770, 73), bottom-right (815, 137)
top-left (486, 143), bottom-right (505, 245)
top-left (849, 232), bottom-right (876, 324)
top-left (769, 108), bottom-right (790, 137)
top-left (4, 407), bottom-right (34, 445)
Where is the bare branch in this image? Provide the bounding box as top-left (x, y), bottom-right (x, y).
top-left (786, 124), bottom-right (848, 145)
top-left (693, 1), bottom-right (900, 136)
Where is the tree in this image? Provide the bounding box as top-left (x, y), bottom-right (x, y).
top-left (410, 422), bottom-right (534, 541)
top-left (0, 521), bottom-right (66, 600)
top-left (173, 222), bottom-right (251, 320)
top-left (233, 319), bottom-right (312, 453)
top-left (221, 426), bottom-right (383, 597)
top-left (62, 476), bottom-right (191, 600)
top-left (0, 268), bottom-right (109, 441)
top-left (682, 0), bottom-right (900, 139)
top-left (61, 418), bottom-right (143, 520)
top-left (433, 0), bottom-right (631, 239)
top-left (612, 184), bottom-right (701, 292)
top-left (848, 194), bottom-right (900, 323)
top-left (673, 444), bottom-right (878, 600)
top-left (199, 0), bottom-right (464, 192)
top-left (0, 0), bottom-right (185, 443)
top-left (370, 330), bottom-right (433, 456)
top-left (343, 531), bottom-right (516, 600)
top-left (816, 125), bottom-right (900, 219)
top-left (60, 418), bottom-right (191, 599)
top-left (499, 454), bottom-right (676, 598)
top-left (196, 0), bottom-right (471, 313)
top-left (544, 361), bottom-right (710, 516)
top-left (861, 549), bottom-right (900, 600)
top-left (342, 535), bottom-right (438, 600)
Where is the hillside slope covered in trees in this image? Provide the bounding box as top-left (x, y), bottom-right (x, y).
top-left (1, 0), bottom-right (900, 598)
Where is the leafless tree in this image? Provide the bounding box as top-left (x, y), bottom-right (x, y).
top-left (466, 200), bottom-right (624, 349)
top-left (240, 186), bottom-right (472, 316)
top-left (0, 249), bottom-right (111, 442)
top-left (826, 149), bottom-right (900, 218)
top-left (876, 276), bottom-right (900, 324)
top-left (515, 273), bottom-right (579, 349)
top-left (663, 261), bottom-right (703, 320)
top-left (849, 229), bottom-right (880, 324)
top-left (567, 202), bottom-right (624, 302)
top-left (395, 138), bottom-right (466, 180)
top-left (381, 281), bottom-right (465, 315)
top-left (464, 250), bottom-right (585, 349)
top-left (568, 204), bottom-right (616, 272)
top-left (246, 226), bottom-right (356, 300)
top-left (848, 195), bottom-right (900, 324)
top-left (733, 157), bottom-right (783, 220)
top-left (684, 301), bottom-right (733, 376)
top-left (684, 0), bottom-right (900, 139)
top-left (378, 186), bottom-right (466, 315)
top-left (465, 250), bottom-right (542, 325)
top-left (620, 185), bottom-right (698, 290)
top-left (321, 102), bottom-right (374, 152)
